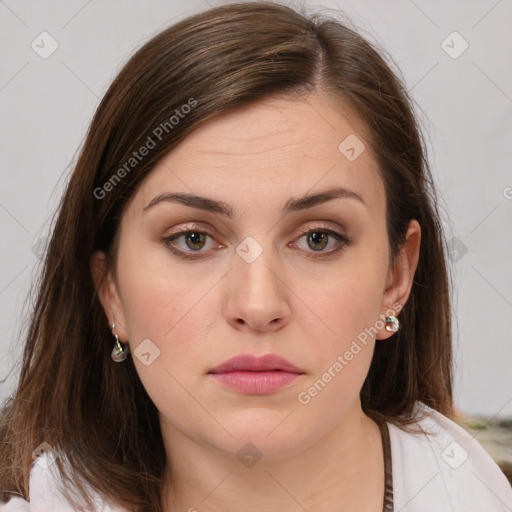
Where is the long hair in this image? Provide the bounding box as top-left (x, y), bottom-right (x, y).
top-left (0, 2), bottom-right (453, 510)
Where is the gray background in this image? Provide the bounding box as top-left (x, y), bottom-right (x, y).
top-left (1, 0), bottom-right (511, 418)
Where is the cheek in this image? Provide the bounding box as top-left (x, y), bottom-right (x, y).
top-left (297, 278), bottom-right (380, 390)
top-left (114, 240), bottom-right (222, 399)
top-left (292, 242), bottom-right (388, 392)
top-left (301, 252), bottom-right (387, 346)
top-left (291, 272), bottom-right (385, 425)
top-left (115, 239), bottom-right (211, 340)
top-left (114, 245), bottom-right (217, 429)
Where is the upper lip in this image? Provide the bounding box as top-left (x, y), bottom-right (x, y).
top-left (208, 353), bottom-right (304, 374)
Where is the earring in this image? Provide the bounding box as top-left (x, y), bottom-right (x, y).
top-left (385, 315), bottom-right (400, 333)
top-left (111, 321), bottom-right (129, 362)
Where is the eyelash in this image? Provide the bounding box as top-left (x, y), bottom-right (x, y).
top-left (162, 224), bottom-right (352, 260)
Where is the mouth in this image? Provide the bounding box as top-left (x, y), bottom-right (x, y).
top-left (207, 353), bottom-right (304, 395)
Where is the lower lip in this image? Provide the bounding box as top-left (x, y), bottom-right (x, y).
top-left (209, 370), bottom-right (302, 395)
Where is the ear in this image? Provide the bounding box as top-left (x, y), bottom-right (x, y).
top-left (90, 250), bottom-right (129, 342)
top-left (376, 219), bottom-right (421, 340)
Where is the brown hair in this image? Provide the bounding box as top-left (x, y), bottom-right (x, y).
top-left (0, 2), bottom-right (453, 510)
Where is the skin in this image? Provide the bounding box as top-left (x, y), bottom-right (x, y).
top-left (91, 90), bottom-right (420, 512)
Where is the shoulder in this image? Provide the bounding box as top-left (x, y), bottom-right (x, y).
top-left (387, 401), bottom-right (512, 512)
top-left (0, 452), bottom-right (128, 512)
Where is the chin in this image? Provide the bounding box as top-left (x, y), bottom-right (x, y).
top-left (208, 413), bottom-right (317, 461)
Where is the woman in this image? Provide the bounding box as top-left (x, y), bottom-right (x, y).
top-left (1, 2), bottom-right (511, 511)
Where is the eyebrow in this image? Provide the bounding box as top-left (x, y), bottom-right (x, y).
top-left (142, 186), bottom-right (366, 217)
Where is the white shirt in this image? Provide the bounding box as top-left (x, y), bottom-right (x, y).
top-left (2, 402), bottom-right (511, 511)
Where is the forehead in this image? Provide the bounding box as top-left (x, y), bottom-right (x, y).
top-left (130, 91), bottom-right (385, 220)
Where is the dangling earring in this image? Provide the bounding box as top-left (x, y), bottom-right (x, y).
top-left (111, 321), bottom-right (129, 362)
top-left (385, 315), bottom-right (400, 333)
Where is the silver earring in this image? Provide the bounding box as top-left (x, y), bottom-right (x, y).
top-left (385, 315), bottom-right (400, 333)
top-left (111, 321), bottom-right (129, 362)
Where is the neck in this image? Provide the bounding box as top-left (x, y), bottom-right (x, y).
top-left (160, 401), bottom-right (385, 512)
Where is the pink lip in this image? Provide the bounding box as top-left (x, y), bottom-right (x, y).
top-left (208, 354), bottom-right (304, 395)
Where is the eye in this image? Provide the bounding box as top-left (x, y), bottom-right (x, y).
top-left (162, 227), bottom-right (220, 259)
top-left (291, 226), bottom-right (352, 258)
top-left (162, 224), bottom-right (351, 260)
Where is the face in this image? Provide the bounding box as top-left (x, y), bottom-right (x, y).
top-left (94, 91), bottom-right (419, 461)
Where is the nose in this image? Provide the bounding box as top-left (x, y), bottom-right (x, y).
top-left (224, 244), bottom-right (291, 333)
